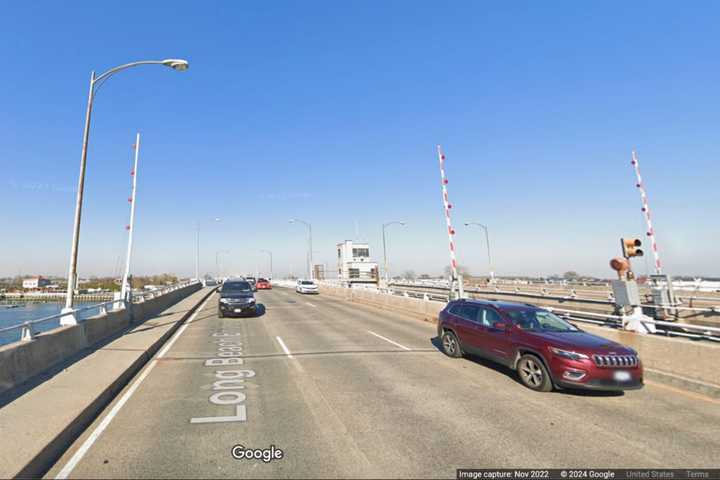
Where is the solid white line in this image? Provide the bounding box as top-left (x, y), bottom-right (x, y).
top-left (368, 330), bottom-right (411, 351)
top-left (306, 302), bottom-right (316, 308)
top-left (55, 294), bottom-right (212, 479)
top-left (55, 360), bottom-right (158, 479)
top-left (276, 336), bottom-right (294, 359)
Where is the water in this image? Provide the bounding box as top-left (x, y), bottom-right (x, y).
top-left (0, 302), bottom-right (94, 346)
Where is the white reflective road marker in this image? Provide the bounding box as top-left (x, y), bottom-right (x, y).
top-left (276, 336), bottom-right (294, 359)
top-left (306, 302), bottom-right (316, 308)
top-left (368, 330), bottom-right (411, 351)
top-left (55, 294), bottom-right (213, 479)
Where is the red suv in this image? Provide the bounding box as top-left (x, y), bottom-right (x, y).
top-left (438, 299), bottom-right (643, 392)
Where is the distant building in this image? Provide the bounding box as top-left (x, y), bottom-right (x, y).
top-left (336, 240), bottom-right (378, 286)
top-left (23, 277), bottom-right (51, 290)
top-left (313, 264), bottom-right (326, 281)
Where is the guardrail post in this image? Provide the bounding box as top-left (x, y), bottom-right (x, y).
top-left (60, 307), bottom-right (78, 326)
top-left (20, 322), bottom-right (35, 342)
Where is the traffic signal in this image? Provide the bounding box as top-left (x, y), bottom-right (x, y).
top-left (621, 238), bottom-right (644, 258)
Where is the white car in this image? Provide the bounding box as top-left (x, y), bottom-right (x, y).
top-left (296, 279), bottom-right (319, 294)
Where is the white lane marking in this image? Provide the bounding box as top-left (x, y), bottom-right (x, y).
top-left (55, 294), bottom-right (213, 479)
top-left (306, 302), bottom-right (316, 308)
top-left (276, 336), bottom-right (294, 359)
top-left (367, 330), bottom-right (411, 351)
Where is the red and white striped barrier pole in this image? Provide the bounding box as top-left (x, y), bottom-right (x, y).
top-left (120, 133), bottom-right (141, 302)
top-left (631, 150), bottom-right (662, 275)
top-left (437, 145), bottom-right (458, 292)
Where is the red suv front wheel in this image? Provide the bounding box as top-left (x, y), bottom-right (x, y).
top-left (517, 354), bottom-right (553, 392)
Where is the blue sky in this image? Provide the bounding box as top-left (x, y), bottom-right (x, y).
top-left (1, 1), bottom-right (718, 279)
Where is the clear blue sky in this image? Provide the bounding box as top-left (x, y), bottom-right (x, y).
top-left (1, 1), bottom-right (718, 279)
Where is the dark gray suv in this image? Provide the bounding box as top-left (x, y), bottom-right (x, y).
top-left (218, 280), bottom-right (257, 317)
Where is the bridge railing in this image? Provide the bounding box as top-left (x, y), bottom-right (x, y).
top-left (315, 281), bottom-right (720, 343)
top-left (0, 280), bottom-right (198, 346)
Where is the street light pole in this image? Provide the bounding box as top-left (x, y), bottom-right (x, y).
top-left (62, 72), bottom-right (95, 323)
top-left (62, 59), bottom-right (189, 325)
top-left (289, 219), bottom-right (313, 279)
top-left (464, 222), bottom-right (494, 282)
top-left (260, 250), bottom-right (273, 280)
top-left (196, 222), bottom-right (200, 281)
top-left (382, 221), bottom-right (406, 284)
top-left (196, 217), bottom-right (221, 282)
top-left (215, 250), bottom-right (230, 278)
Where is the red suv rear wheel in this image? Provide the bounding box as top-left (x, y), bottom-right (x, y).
top-left (441, 331), bottom-right (463, 358)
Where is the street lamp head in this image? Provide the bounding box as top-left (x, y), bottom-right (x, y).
top-left (399, 222), bottom-right (407, 226)
top-left (289, 219), bottom-right (295, 224)
top-left (162, 59), bottom-right (189, 71)
top-left (464, 222), bottom-right (470, 226)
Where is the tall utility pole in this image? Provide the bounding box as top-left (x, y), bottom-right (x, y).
top-left (382, 221), bottom-right (406, 284)
top-left (631, 151), bottom-right (662, 274)
top-left (120, 133), bottom-right (141, 302)
top-left (62, 59), bottom-right (189, 325)
top-left (464, 222), bottom-right (494, 282)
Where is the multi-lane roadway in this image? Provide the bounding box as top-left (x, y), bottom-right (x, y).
top-left (47, 288), bottom-right (720, 478)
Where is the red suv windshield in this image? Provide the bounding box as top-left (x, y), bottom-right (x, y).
top-left (506, 309), bottom-right (579, 332)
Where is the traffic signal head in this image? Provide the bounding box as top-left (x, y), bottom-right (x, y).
top-left (621, 238), bottom-right (644, 258)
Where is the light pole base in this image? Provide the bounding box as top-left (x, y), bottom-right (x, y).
top-left (60, 307), bottom-right (78, 326)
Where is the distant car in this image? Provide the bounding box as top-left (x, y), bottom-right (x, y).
top-left (256, 278), bottom-right (272, 290)
top-left (245, 277), bottom-right (257, 292)
top-left (218, 280), bottom-right (257, 317)
top-left (296, 279), bottom-right (319, 294)
top-left (437, 299), bottom-right (643, 392)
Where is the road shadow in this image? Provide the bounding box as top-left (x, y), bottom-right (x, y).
top-left (429, 336), bottom-right (625, 397)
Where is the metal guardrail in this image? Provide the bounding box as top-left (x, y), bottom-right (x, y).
top-left (0, 280), bottom-right (198, 345)
top-left (546, 307), bottom-right (720, 343)
top-left (389, 282), bottom-right (616, 306)
top-left (325, 281), bottom-right (720, 343)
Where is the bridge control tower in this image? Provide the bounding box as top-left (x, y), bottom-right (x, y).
top-left (336, 240), bottom-right (379, 287)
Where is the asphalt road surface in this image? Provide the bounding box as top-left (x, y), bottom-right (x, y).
top-left (47, 288), bottom-right (720, 479)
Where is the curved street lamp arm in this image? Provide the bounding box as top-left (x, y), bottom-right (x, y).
top-left (93, 61), bottom-right (167, 86)
top-left (383, 221), bottom-right (406, 228)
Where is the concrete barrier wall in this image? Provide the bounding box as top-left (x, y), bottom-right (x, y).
top-left (318, 284), bottom-right (720, 389)
top-left (0, 283), bottom-right (201, 394)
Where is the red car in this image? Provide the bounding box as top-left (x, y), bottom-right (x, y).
top-left (437, 299), bottom-right (643, 392)
top-left (256, 278), bottom-right (272, 290)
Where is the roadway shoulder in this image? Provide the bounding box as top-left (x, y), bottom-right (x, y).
top-left (0, 287), bottom-right (215, 479)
